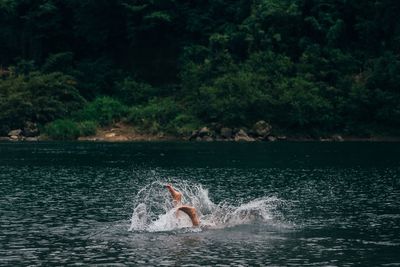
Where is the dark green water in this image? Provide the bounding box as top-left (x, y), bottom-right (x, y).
top-left (0, 142), bottom-right (399, 266)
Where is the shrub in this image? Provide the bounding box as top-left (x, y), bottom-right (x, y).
top-left (28, 72), bottom-right (86, 123)
top-left (41, 52), bottom-right (75, 74)
top-left (0, 71), bottom-right (85, 134)
top-left (0, 75), bottom-right (33, 134)
top-left (272, 77), bottom-right (333, 129)
top-left (364, 53), bottom-right (400, 126)
top-left (127, 97), bottom-right (180, 133)
top-left (114, 78), bottom-right (157, 105)
top-left (44, 119), bottom-right (80, 140)
top-left (74, 96), bottom-right (128, 126)
top-left (13, 59), bottom-right (36, 75)
top-left (78, 120), bottom-right (98, 136)
top-left (167, 114), bottom-right (202, 136)
top-left (74, 58), bottom-right (124, 98)
top-left (194, 71), bottom-right (268, 126)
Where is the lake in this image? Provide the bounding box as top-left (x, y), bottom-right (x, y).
top-left (0, 142), bottom-right (399, 266)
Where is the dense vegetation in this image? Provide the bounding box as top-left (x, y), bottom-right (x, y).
top-left (1, 0), bottom-right (399, 139)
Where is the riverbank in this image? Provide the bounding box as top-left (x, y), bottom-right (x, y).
top-left (1, 122), bottom-right (400, 142)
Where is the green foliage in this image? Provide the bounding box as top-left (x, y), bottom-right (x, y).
top-left (44, 119), bottom-right (80, 140)
top-left (127, 98), bottom-right (180, 133)
top-left (36, 117), bottom-right (98, 141)
top-left (194, 71), bottom-right (267, 126)
top-left (167, 114), bottom-right (202, 136)
top-left (0, 72), bottom-right (85, 134)
top-left (348, 52), bottom-right (400, 127)
top-left (74, 58), bottom-right (125, 98)
top-left (28, 72), bottom-right (85, 123)
top-left (0, 0), bottom-right (399, 137)
top-left (42, 52), bottom-right (74, 74)
top-left (13, 59), bottom-right (36, 75)
top-left (144, 11), bottom-right (173, 23)
top-left (272, 77), bottom-right (333, 128)
top-left (78, 121), bottom-right (98, 136)
top-left (74, 96), bottom-right (128, 126)
top-left (114, 78), bottom-right (157, 105)
top-left (0, 76), bottom-right (33, 134)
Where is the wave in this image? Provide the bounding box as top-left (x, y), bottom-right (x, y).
top-left (129, 180), bottom-right (285, 232)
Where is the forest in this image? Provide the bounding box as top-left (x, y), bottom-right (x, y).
top-left (1, 0), bottom-right (399, 139)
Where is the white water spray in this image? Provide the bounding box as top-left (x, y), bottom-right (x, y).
top-left (129, 180), bottom-right (283, 232)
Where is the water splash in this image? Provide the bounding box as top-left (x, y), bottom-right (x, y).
top-left (129, 180), bottom-right (284, 232)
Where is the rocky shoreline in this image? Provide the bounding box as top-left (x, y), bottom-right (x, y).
top-left (1, 120), bottom-right (399, 142)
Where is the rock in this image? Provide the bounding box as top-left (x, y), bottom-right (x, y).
top-left (10, 135), bottom-right (19, 140)
top-left (113, 136), bottom-right (129, 141)
top-left (193, 134), bottom-right (214, 141)
top-left (23, 122), bottom-right (39, 137)
top-left (189, 130), bottom-right (198, 140)
top-left (332, 134), bottom-right (344, 142)
top-left (105, 132), bottom-right (116, 138)
top-left (198, 127), bottom-right (211, 137)
top-left (215, 136), bottom-right (227, 141)
top-left (210, 122), bottom-right (223, 132)
top-left (277, 135), bottom-right (287, 140)
top-left (232, 128), bottom-right (241, 135)
top-left (78, 137), bottom-right (98, 141)
top-left (202, 136), bottom-right (214, 142)
top-left (236, 129), bottom-right (247, 137)
top-left (220, 127), bottom-right (233, 139)
top-left (25, 137), bottom-right (38, 142)
top-left (246, 128), bottom-right (257, 137)
top-left (234, 129), bottom-right (255, 142)
top-left (37, 135), bottom-right (48, 141)
top-left (253, 121), bottom-right (272, 137)
top-left (241, 136), bottom-right (256, 142)
top-left (0, 137), bottom-right (10, 141)
top-left (267, 136), bottom-right (277, 142)
top-left (8, 129), bottom-right (22, 137)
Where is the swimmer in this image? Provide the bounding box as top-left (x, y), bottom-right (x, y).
top-left (165, 184), bottom-right (200, 227)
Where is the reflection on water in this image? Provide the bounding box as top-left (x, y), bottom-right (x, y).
top-left (0, 142), bottom-right (399, 266)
